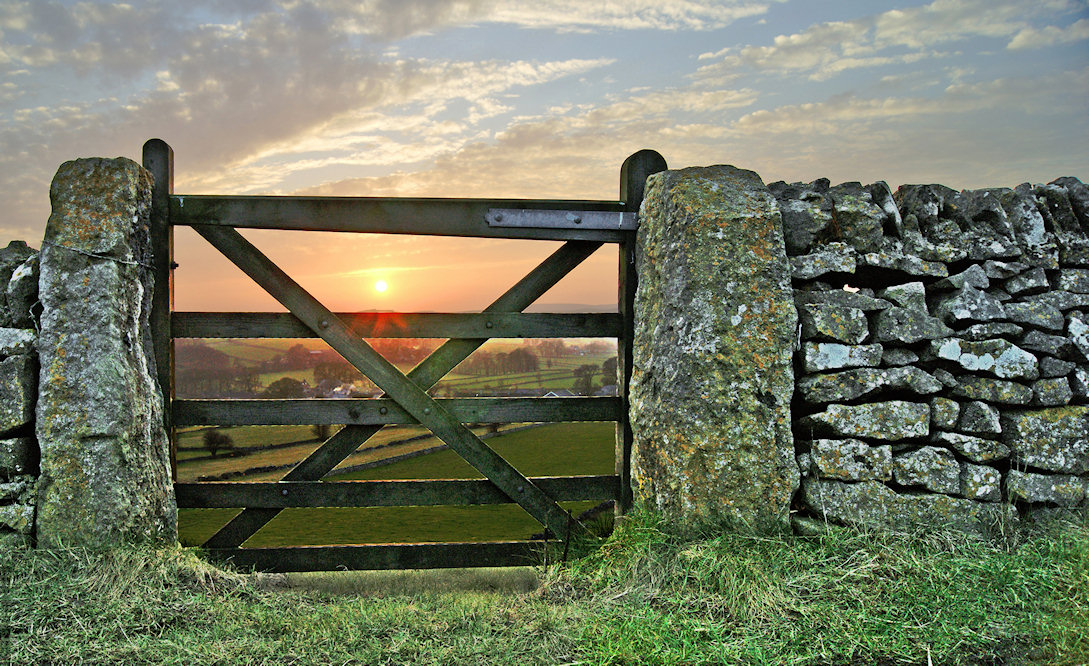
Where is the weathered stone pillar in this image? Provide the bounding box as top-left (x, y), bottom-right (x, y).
top-left (630, 165), bottom-right (799, 530)
top-left (35, 157), bottom-right (176, 548)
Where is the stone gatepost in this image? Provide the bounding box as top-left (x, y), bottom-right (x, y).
top-left (630, 165), bottom-right (799, 530)
top-left (35, 158), bottom-right (176, 548)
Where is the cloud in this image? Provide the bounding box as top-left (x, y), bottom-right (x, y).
top-left (1008, 17), bottom-right (1089, 50)
top-left (695, 0), bottom-right (1082, 81)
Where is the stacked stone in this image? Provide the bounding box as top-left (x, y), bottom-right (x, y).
top-left (769, 176), bottom-right (1089, 535)
top-left (0, 240), bottom-right (40, 548)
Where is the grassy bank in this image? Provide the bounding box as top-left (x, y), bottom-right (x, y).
top-left (4, 512), bottom-right (1087, 665)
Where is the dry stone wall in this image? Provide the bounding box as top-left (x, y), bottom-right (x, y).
top-left (774, 175), bottom-right (1089, 534)
top-left (0, 241), bottom-right (40, 548)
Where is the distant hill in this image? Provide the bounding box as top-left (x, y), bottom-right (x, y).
top-left (524, 303), bottom-right (618, 313)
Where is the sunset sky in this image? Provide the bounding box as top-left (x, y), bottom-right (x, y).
top-left (1, 0), bottom-right (1087, 313)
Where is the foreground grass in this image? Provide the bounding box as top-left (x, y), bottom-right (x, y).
top-left (3, 513), bottom-right (1086, 665)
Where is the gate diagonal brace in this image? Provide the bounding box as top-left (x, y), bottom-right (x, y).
top-left (200, 239), bottom-right (601, 549)
top-left (192, 224), bottom-right (588, 542)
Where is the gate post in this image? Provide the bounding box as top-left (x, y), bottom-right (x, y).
top-left (35, 154), bottom-right (177, 548)
top-left (143, 139), bottom-right (176, 481)
top-left (617, 150), bottom-right (667, 515)
top-left (629, 165), bottom-right (800, 531)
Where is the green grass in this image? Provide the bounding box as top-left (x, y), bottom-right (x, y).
top-left (178, 422), bottom-right (615, 547)
top-left (4, 514), bottom-right (1087, 664)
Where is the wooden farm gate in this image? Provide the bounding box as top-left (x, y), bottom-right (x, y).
top-left (145, 139), bottom-right (667, 572)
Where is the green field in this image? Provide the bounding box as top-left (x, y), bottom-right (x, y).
top-left (178, 421), bottom-right (615, 547)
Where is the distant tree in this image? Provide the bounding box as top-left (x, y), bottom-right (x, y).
top-left (573, 364), bottom-right (598, 396)
top-left (202, 429), bottom-right (234, 458)
top-left (263, 377), bottom-right (307, 398)
top-left (601, 356), bottom-right (618, 383)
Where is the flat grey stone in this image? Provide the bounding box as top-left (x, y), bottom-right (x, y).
top-left (0, 354), bottom-right (35, 436)
top-left (0, 503), bottom-right (34, 534)
top-left (790, 243), bottom-right (856, 279)
top-left (1006, 470), bottom-right (1086, 506)
top-left (933, 368), bottom-right (958, 388)
top-left (878, 282), bottom-right (927, 312)
top-left (893, 446), bottom-right (960, 494)
top-left (798, 366), bottom-right (942, 403)
top-left (966, 235), bottom-right (1022, 261)
top-left (1019, 330), bottom-right (1072, 358)
top-left (0, 241), bottom-right (35, 328)
top-left (983, 260), bottom-right (1028, 279)
top-left (826, 182), bottom-right (886, 253)
top-left (1050, 177), bottom-right (1089, 228)
top-left (933, 265), bottom-right (989, 291)
top-left (858, 250), bottom-right (948, 277)
top-left (959, 322), bottom-right (1025, 340)
top-left (933, 286), bottom-right (1007, 327)
top-left (929, 338), bottom-right (1039, 380)
top-left (801, 477), bottom-right (1015, 536)
top-left (882, 348), bottom-right (920, 366)
top-left (806, 438), bottom-right (892, 482)
top-left (795, 289), bottom-right (891, 311)
top-left (1032, 377), bottom-right (1073, 406)
top-left (1040, 357), bottom-right (1076, 378)
top-left (952, 375), bottom-right (1032, 405)
top-left (957, 401), bottom-right (1001, 435)
top-left (1069, 313), bottom-right (1089, 361)
top-left (1034, 184), bottom-right (1082, 233)
top-left (933, 432), bottom-right (1010, 463)
top-left (1004, 267), bottom-right (1049, 296)
top-left (1020, 290), bottom-right (1089, 311)
top-left (0, 328), bottom-right (36, 357)
top-left (1070, 366), bottom-right (1089, 400)
top-left (873, 306), bottom-right (954, 344)
top-left (803, 342), bottom-right (884, 373)
top-left (770, 179), bottom-right (834, 255)
top-left (1057, 269), bottom-right (1089, 294)
top-left (1004, 301), bottom-right (1065, 332)
top-left (960, 464), bottom-right (1002, 502)
top-left (0, 437), bottom-right (35, 476)
top-left (799, 304), bottom-right (869, 344)
top-left (1000, 406), bottom-right (1089, 474)
top-left (798, 401), bottom-right (930, 441)
top-left (6, 254), bottom-right (38, 329)
top-left (1057, 232), bottom-right (1089, 266)
top-left (930, 398), bottom-right (960, 430)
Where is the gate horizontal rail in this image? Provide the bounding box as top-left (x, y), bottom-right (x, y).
top-left (210, 542), bottom-right (544, 572)
top-left (175, 475), bottom-right (619, 508)
top-left (173, 311), bottom-right (622, 339)
top-left (174, 397), bottom-right (621, 426)
top-left (171, 195), bottom-right (627, 241)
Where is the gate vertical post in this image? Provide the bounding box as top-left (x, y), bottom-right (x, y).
top-left (616, 150), bottom-right (667, 515)
top-left (143, 139), bottom-right (176, 480)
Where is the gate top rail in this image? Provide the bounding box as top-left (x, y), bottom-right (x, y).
top-left (169, 194), bottom-right (630, 241)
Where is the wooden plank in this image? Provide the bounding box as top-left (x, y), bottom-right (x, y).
top-left (206, 541), bottom-right (545, 572)
top-left (143, 138), bottom-right (176, 482)
top-left (200, 241), bottom-right (602, 549)
top-left (174, 397), bottom-right (621, 426)
top-left (192, 224), bottom-right (585, 540)
top-left (176, 475), bottom-right (619, 508)
top-left (173, 311), bottom-right (621, 339)
top-left (615, 150), bottom-right (667, 515)
top-left (173, 195), bottom-right (626, 242)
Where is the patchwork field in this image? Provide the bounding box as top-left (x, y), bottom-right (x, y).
top-left (178, 421), bottom-right (616, 547)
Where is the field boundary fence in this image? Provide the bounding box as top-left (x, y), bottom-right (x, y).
top-left (146, 138), bottom-right (667, 571)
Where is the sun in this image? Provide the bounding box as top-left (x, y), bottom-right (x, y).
top-left (374, 279), bottom-right (388, 293)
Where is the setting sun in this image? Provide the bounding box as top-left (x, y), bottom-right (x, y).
top-left (374, 279), bottom-right (388, 293)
